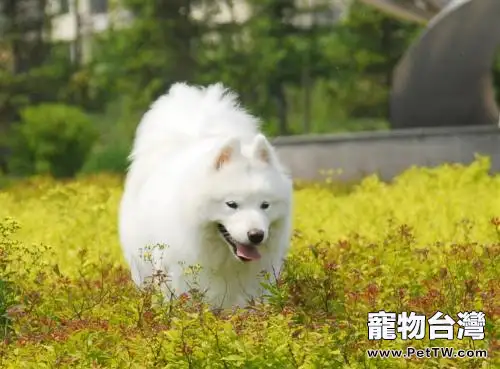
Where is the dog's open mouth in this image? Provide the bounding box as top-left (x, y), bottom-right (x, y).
top-left (217, 223), bottom-right (261, 262)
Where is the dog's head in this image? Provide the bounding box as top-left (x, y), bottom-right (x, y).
top-left (202, 134), bottom-right (292, 263)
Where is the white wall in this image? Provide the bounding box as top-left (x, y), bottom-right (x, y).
top-left (272, 125), bottom-right (500, 181)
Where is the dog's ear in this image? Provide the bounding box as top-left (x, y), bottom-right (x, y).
top-left (251, 134), bottom-right (272, 164)
top-left (214, 138), bottom-right (240, 170)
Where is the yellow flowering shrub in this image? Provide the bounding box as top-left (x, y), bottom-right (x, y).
top-left (0, 157), bottom-right (498, 368)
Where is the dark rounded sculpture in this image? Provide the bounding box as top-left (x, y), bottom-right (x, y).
top-left (390, 0), bottom-right (500, 129)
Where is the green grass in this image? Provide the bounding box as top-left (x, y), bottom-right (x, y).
top-left (0, 157), bottom-right (498, 368)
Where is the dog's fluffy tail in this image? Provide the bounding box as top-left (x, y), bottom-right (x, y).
top-left (130, 82), bottom-right (260, 161)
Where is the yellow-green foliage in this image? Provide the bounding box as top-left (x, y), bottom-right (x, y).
top-left (0, 157), bottom-right (498, 368)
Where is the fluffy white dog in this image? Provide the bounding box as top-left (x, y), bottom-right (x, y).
top-left (118, 82), bottom-right (293, 309)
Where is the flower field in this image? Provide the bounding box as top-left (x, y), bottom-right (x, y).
top-left (0, 157), bottom-right (498, 368)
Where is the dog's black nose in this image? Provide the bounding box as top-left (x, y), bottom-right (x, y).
top-left (247, 229), bottom-right (264, 244)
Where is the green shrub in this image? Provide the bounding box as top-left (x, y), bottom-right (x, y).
top-left (0, 276), bottom-right (17, 340)
top-left (0, 218), bottom-right (49, 341)
top-left (80, 98), bottom-right (140, 175)
top-left (8, 104), bottom-right (97, 178)
top-left (0, 219), bottom-right (18, 339)
top-left (80, 141), bottom-right (130, 175)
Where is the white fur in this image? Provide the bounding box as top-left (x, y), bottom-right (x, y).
top-left (119, 82), bottom-right (293, 309)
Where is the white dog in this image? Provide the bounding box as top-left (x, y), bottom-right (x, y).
top-left (118, 82), bottom-right (293, 309)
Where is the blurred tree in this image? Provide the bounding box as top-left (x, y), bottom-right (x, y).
top-left (0, 0), bottom-right (50, 172)
top-left (0, 0), bottom-right (49, 127)
top-left (91, 0), bottom-right (218, 112)
top-left (247, 0), bottom-right (297, 135)
top-left (325, 1), bottom-right (421, 119)
top-left (197, 0), bottom-right (336, 135)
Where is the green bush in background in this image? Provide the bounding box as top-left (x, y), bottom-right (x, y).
top-left (8, 104), bottom-right (97, 178)
top-left (79, 97), bottom-right (141, 175)
top-left (80, 142), bottom-right (130, 175)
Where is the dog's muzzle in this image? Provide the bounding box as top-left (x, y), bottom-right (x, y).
top-left (217, 223), bottom-right (262, 262)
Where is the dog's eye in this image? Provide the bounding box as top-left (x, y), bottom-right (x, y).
top-left (226, 201), bottom-right (238, 209)
top-left (260, 201), bottom-right (270, 210)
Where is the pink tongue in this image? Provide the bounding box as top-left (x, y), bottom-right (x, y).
top-left (236, 244), bottom-right (261, 261)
